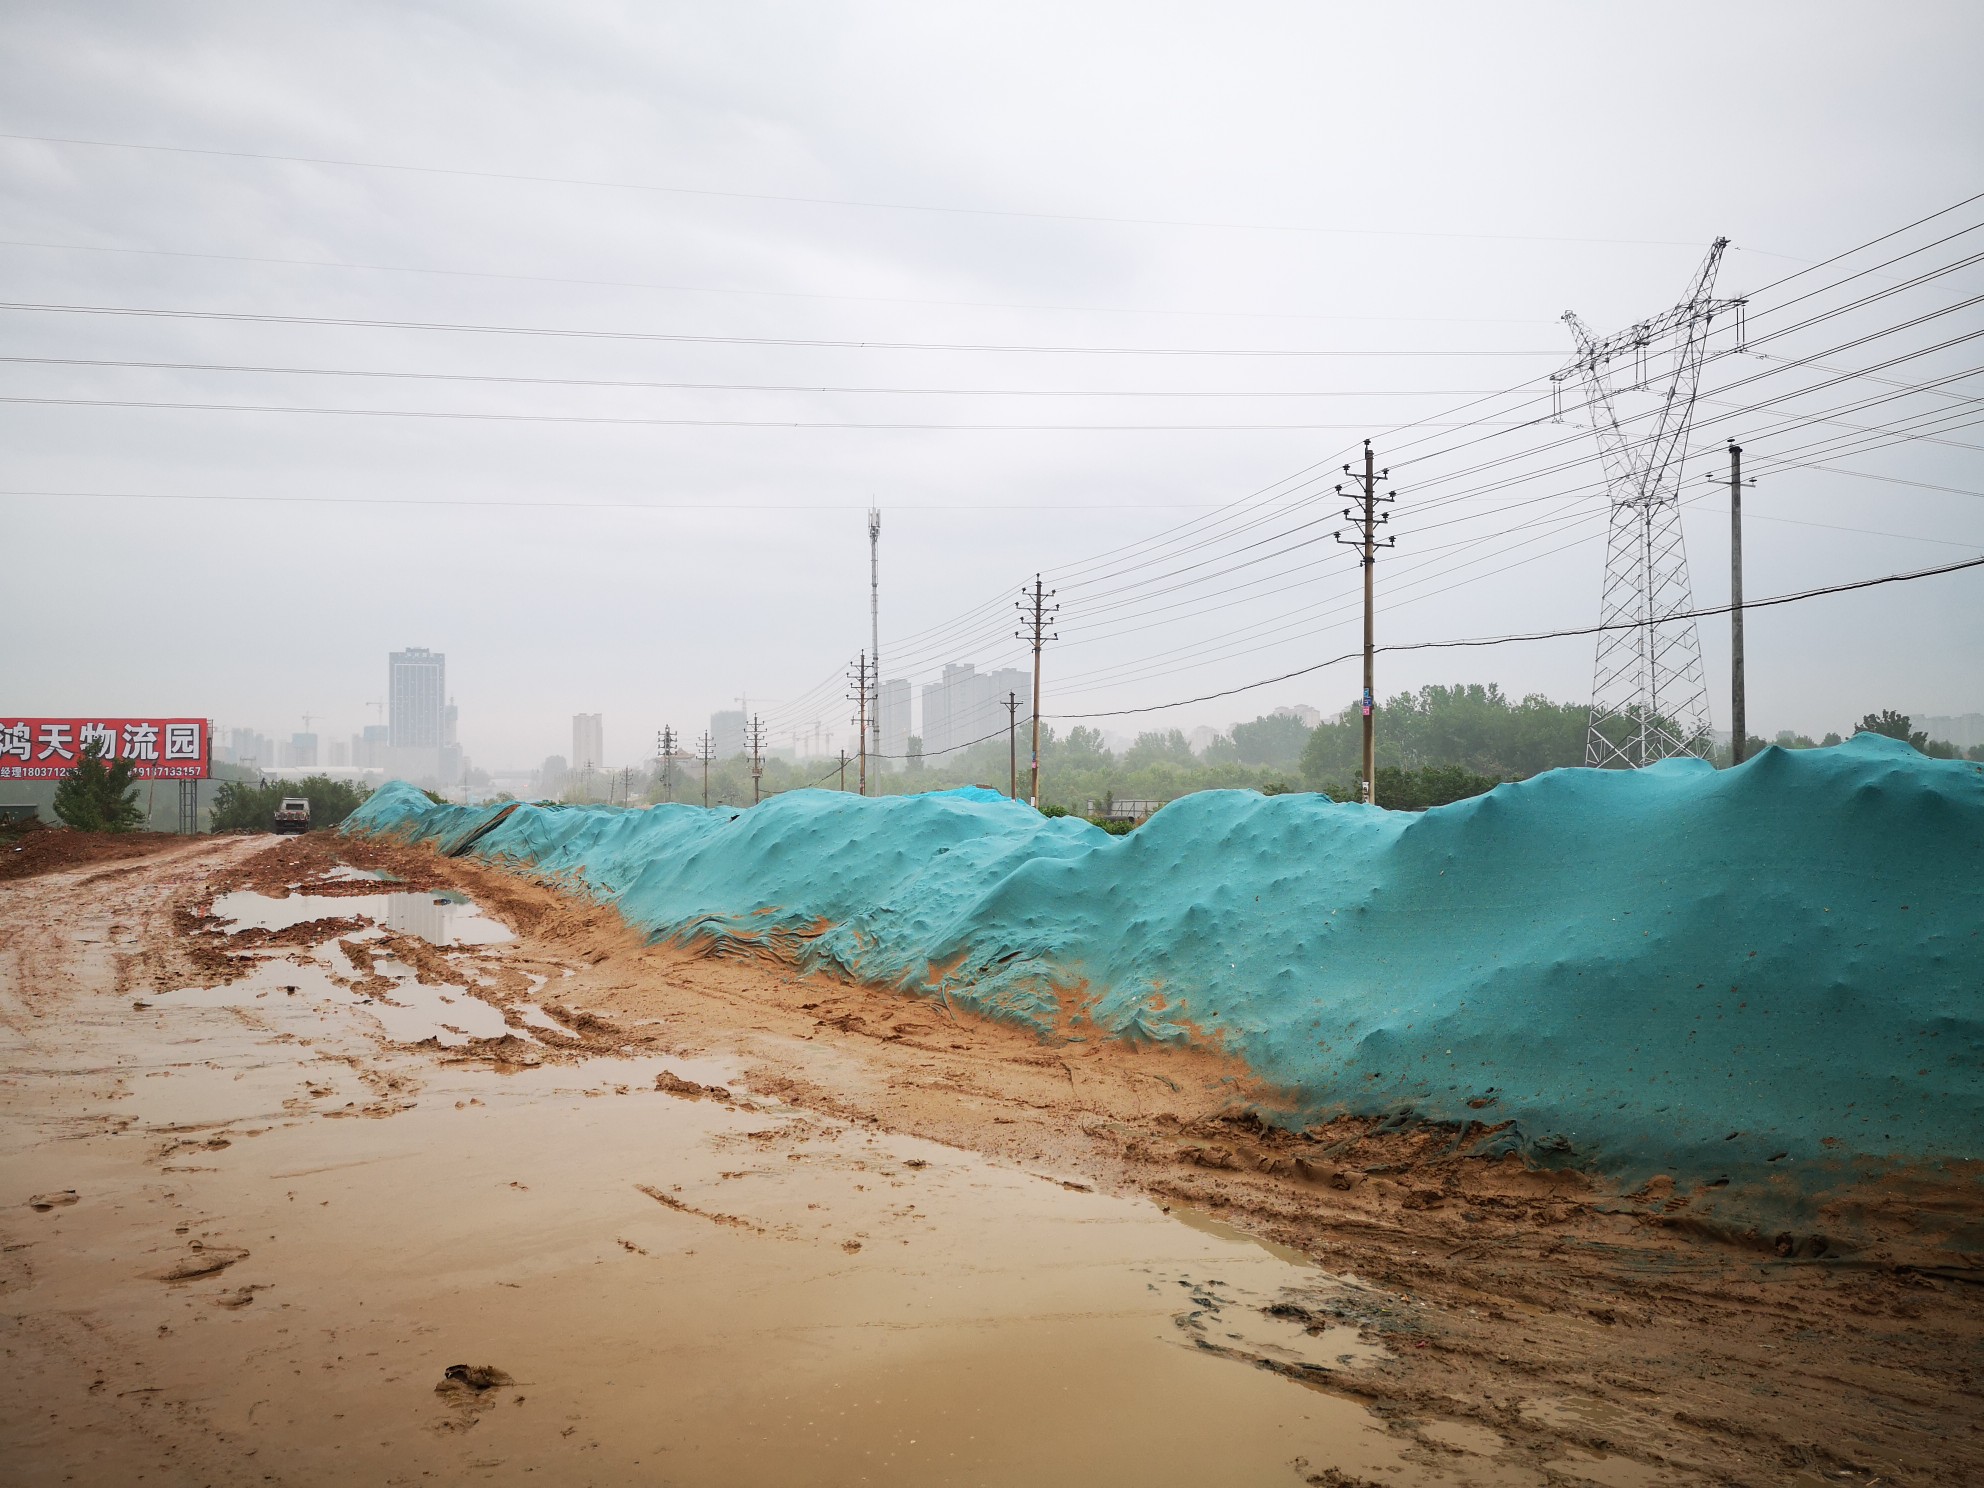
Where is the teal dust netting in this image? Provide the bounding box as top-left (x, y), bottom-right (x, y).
top-left (347, 735), bottom-right (1982, 1226)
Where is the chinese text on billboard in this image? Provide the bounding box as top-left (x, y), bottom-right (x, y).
top-left (0, 718), bottom-right (210, 780)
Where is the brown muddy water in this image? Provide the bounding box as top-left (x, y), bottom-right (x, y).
top-left (3, 871), bottom-right (1639, 1487)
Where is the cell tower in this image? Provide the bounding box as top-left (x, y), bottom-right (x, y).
top-left (1555, 237), bottom-right (1744, 769)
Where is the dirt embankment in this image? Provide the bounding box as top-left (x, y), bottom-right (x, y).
top-left (0, 825), bottom-right (198, 882)
top-left (159, 828), bottom-right (1978, 1487)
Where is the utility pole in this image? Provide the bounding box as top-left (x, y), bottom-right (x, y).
top-left (1003, 691), bottom-right (1020, 800)
top-left (1016, 576), bottom-right (1058, 809)
top-left (746, 715), bottom-right (766, 805)
top-left (657, 726), bottom-right (677, 803)
top-left (1705, 440), bottom-right (1757, 764)
top-left (1334, 439), bottom-right (1395, 806)
top-left (848, 651), bottom-right (870, 796)
top-left (837, 749), bottom-right (848, 791)
top-left (868, 507), bottom-right (882, 780)
top-left (696, 730), bottom-right (714, 808)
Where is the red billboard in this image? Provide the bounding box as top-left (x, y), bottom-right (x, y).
top-left (0, 718), bottom-right (210, 781)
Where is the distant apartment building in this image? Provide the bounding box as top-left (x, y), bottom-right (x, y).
top-left (352, 724), bottom-right (390, 768)
top-left (387, 647), bottom-right (447, 783)
top-left (285, 732), bottom-right (319, 768)
top-left (920, 663), bottom-right (1030, 761)
top-left (572, 713), bottom-right (604, 771)
top-left (879, 679), bottom-right (911, 768)
top-left (227, 727), bottom-right (275, 769)
top-left (329, 740), bottom-right (351, 767)
top-left (710, 709), bottom-right (746, 759)
top-left (1920, 713), bottom-right (1984, 749)
top-left (389, 648), bottom-right (445, 747)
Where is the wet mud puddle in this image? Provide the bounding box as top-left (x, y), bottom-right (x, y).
top-left (8, 874), bottom-right (1575, 1487)
top-left (157, 881), bottom-right (540, 1049)
top-left (206, 876), bottom-right (515, 946)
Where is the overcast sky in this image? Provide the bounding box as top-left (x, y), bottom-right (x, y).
top-left (4, 1), bottom-right (1981, 769)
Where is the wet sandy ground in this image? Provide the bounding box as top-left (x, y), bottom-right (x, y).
top-left (2, 833), bottom-right (1979, 1486)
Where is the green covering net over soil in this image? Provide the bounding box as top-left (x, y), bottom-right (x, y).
top-left (347, 735), bottom-right (1983, 1229)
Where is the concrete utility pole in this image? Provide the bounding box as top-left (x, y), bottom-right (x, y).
top-left (657, 726), bottom-right (677, 803)
top-left (1016, 576), bottom-right (1058, 809)
top-left (1706, 440), bottom-right (1757, 764)
top-left (848, 651), bottom-right (870, 796)
top-left (746, 715), bottom-right (767, 805)
top-left (696, 730), bottom-right (714, 808)
top-left (1729, 441), bottom-right (1747, 764)
top-left (1335, 440), bottom-right (1394, 806)
top-left (1003, 691), bottom-right (1021, 800)
top-left (868, 507), bottom-right (882, 778)
top-left (837, 749), bottom-right (848, 792)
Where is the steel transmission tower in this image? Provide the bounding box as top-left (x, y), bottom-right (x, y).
top-left (1555, 237), bottom-right (1744, 769)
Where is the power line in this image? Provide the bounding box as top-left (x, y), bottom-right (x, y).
top-left (1035, 226), bottom-right (1984, 599)
top-left (0, 237), bottom-right (1558, 326)
top-left (0, 355), bottom-right (1504, 398)
top-left (0, 131), bottom-right (1726, 246)
top-left (0, 488), bottom-right (1230, 512)
top-left (855, 547), bottom-right (1984, 755)
top-left (0, 393), bottom-right (1539, 433)
top-left (1050, 554), bottom-right (1984, 721)
top-left (0, 299), bottom-right (1564, 358)
top-left (1054, 382), bottom-right (1984, 696)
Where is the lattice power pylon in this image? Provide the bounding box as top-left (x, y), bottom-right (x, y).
top-left (1555, 237), bottom-right (1744, 768)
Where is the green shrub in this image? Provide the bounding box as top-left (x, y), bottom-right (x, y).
top-left (53, 741), bottom-right (143, 832)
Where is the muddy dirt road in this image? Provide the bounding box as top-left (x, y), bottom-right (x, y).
top-left (2, 833), bottom-right (1977, 1485)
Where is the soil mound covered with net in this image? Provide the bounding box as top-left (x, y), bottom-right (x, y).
top-left (348, 735), bottom-right (1983, 1237)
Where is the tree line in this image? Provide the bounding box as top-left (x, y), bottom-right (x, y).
top-left (42, 691), bottom-right (1973, 835)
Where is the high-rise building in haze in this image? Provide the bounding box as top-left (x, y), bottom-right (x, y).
top-left (353, 724), bottom-right (389, 768)
top-left (228, 727), bottom-right (274, 768)
top-left (921, 663), bottom-right (1030, 760)
top-left (1920, 714), bottom-right (1984, 749)
top-left (389, 648), bottom-right (445, 747)
top-left (572, 713), bottom-right (604, 771)
top-left (386, 648), bottom-right (447, 783)
top-left (710, 709), bottom-right (745, 759)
